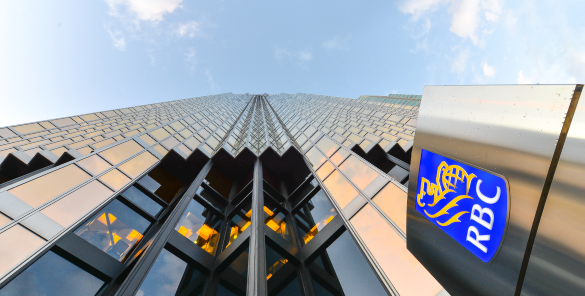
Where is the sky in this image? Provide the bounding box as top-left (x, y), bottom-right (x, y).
top-left (0, 0), bottom-right (584, 127)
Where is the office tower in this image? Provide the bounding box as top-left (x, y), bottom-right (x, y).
top-left (0, 93), bottom-right (444, 296)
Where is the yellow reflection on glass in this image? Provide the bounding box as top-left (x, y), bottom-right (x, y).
top-left (315, 136), bottom-right (339, 157)
top-left (0, 213), bottom-right (11, 228)
top-left (0, 225), bottom-right (46, 277)
top-left (350, 205), bottom-right (443, 296)
top-left (77, 146), bottom-right (93, 155)
top-left (266, 258), bottom-right (288, 281)
top-left (316, 161), bottom-right (335, 180)
top-left (330, 148), bottom-right (350, 165)
top-left (175, 199), bottom-right (221, 255)
top-left (99, 169), bottom-right (131, 191)
top-left (263, 206), bottom-right (288, 241)
top-left (100, 140), bottom-right (143, 165)
top-left (41, 181), bottom-right (114, 227)
top-left (302, 214), bottom-right (335, 245)
top-left (13, 123), bottom-right (44, 134)
top-left (338, 156), bottom-right (379, 190)
top-left (322, 170), bottom-right (359, 209)
top-left (305, 147), bottom-right (326, 169)
top-left (77, 155), bottom-right (111, 176)
top-left (372, 183), bottom-right (407, 233)
top-left (149, 128), bottom-right (171, 141)
top-left (9, 165), bottom-right (91, 208)
top-left (139, 134), bottom-right (156, 146)
top-left (226, 209), bottom-right (252, 248)
top-left (118, 152), bottom-right (158, 178)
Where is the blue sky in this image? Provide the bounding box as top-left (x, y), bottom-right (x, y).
top-left (1, 0), bottom-right (584, 127)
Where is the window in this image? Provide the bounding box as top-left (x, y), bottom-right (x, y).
top-left (0, 251), bottom-right (103, 296)
top-left (175, 199), bottom-right (222, 255)
top-left (137, 166), bottom-right (183, 203)
top-left (372, 183), bottom-right (408, 233)
top-left (294, 189), bottom-right (337, 245)
top-left (121, 186), bottom-right (163, 217)
top-left (322, 170), bottom-right (359, 209)
top-left (75, 199), bottom-right (151, 262)
top-left (137, 249), bottom-right (187, 296)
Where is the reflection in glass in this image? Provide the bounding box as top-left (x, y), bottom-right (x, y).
top-left (77, 155), bottom-right (111, 175)
top-left (175, 199), bottom-right (222, 255)
top-left (294, 189), bottom-right (337, 245)
top-left (0, 213), bottom-right (11, 228)
top-left (372, 183), bottom-right (408, 233)
top-left (330, 148), bottom-right (350, 165)
top-left (266, 246), bottom-right (288, 281)
top-left (316, 161), bottom-right (334, 180)
top-left (315, 136), bottom-right (339, 157)
top-left (263, 199), bottom-right (289, 242)
top-left (351, 204), bottom-right (443, 296)
top-left (75, 199), bottom-right (151, 262)
top-left (272, 276), bottom-right (302, 296)
top-left (121, 186), bottom-right (163, 217)
top-left (322, 170), bottom-right (359, 209)
top-left (226, 200), bottom-right (251, 249)
top-left (338, 156), bottom-right (379, 190)
top-left (138, 166), bottom-right (183, 203)
top-left (0, 251), bottom-right (104, 296)
top-left (0, 225), bottom-right (46, 277)
top-left (99, 169), bottom-right (131, 191)
top-left (304, 147), bottom-right (326, 169)
top-left (118, 152), bottom-right (158, 178)
top-left (309, 232), bottom-right (387, 296)
top-left (99, 140), bottom-right (143, 165)
top-left (137, 248), bottom-right (187, 296)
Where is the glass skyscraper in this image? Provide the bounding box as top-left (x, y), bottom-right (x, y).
top-left (0, 93), bottom-right (446, 296)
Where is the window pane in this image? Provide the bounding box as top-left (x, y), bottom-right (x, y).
top-left (266, 245), bottom-right (288, 281)
top-left (99, 169), bottom-right (131, 191)
top-left (0, 213), bottom-right (11, 228)
top-left (75, 199), bottom-right (150, 262)
top-left (121, 186), bottom-right (163, 217)
top-left (118, 152), bottom-right (158, 178)
top-left (330, 148), bottom-right (350, 165)
top-left (139, 166), bottom-right (183, 203)
top-left (310, 232), bottom-right (387, 296)
top-left (315, 136), bottom-right (339, 157)
top-left (0, 225), bottom-right (46, 277)
top-left (0, 251), bottom-right (104, 296)
top-left (322, 170), bottom-right (359, 209)
top-left (295, 189), bottom-right (337, 245)
top-left (41, 181), bottom-right (113, 228)
top-left (149, 128), bottom-right (171, 141)
top-left (350, 204), bottom-right (443, 296)
top-left (137, 249), bottom-right (187, 296)
top-left (316, 161), bottom-right (334, 180)
top-left (338, 156), bottom-right (379, 190)
top-left (226, 199), bottom-right (252, 249)
top-left (263, 200), bottom-right (289, 242)
top-left (9, 165), bottom-right (91, 208)
top-left (372, 183), bottom-right (407, 233)
top-left (99, 140), bottom-right (143, 165)
top-left (304, 147), bottom-right (326, 169)
top-left (175, 199), bottom-right (222, 255)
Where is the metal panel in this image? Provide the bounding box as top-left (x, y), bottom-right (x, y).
top-left (407, 85), bottom-right (578, 296)
top-left (521, 90), bottom-right (585, 295)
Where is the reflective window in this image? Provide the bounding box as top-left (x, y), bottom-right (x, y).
top-left (0, 213), bottom-right (11, 228)
top-left (119, 152), bottom-right (158, 178)
top-left (0, 251), bottom-right (104, 296)
top-left (264, 198), bottom-right (289, 242)
top-left (41, 181), bottom-right (113, 228)
top-left (203, 167), bottom-right (232, 199)
top-left (304, 147), bottom-right (326, 169)
top-left (9, 165), bottom-right (91, 208)
top-left (372, 183), bottom-right (407, 233)
top-left (272, 276), bottom-right (302, 296)
top-left (0, 225), bottom-right (46, 277)
top-left (338, 156), bottom-right (379, 190)
top-left (137, 248), bottom-right (187, 296)
top-left (330, 148), bottom-right (350, 165)
top-left (139, 134), bottom-right (157, 146)
top-left (226, 199), bottom-right (252, 249)
top-left (266, 245), bottom-right (288, 281)
top-left (294, 189), bottom-right (337, 245)
top-left (138, 166), bottom-right (183, 203)
top-left (351, 204), bottom-right (443, 296)
top-left (99, 169), bottom-right (131, 191)
top-left (308, 232), bottom-right (388, 296)
top-left (322, 170), bottom-right (359, 209)
top-left (175, 199), bottom-right (222, 255)
top-left (316, 161), bottom-right (334, 180)
top-left (99, 140), bottom-right (143, 165)
top-left (315, 136), bottom-right (339, 157)
top-left (149, 128), bottom-right (171, 141)
top-left (121, 186), bottom-right (163, 217)
top-left (75, 199), bottom-right (150, 262)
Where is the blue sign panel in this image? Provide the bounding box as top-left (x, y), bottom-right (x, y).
top-left (416, 149), bottom-right (509, 263)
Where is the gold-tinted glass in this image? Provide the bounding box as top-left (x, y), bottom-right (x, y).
top-left (152, 144), bottom-right (168, 156)
top-left (175, 199), bottom-right (221, 255)
top-left (316, 161), bottom-right (335, 180)
top-left (50, 147), bottom-right (68, 157)
top-left (315, 136), bottom-right (339, 157)
top-left (322, 170), bottom-right (359, 209)
top-left (139, 134), bottom-right (156, 146)
top-left (118, 152), bottom-right (158, 178)
top-left (350, 205), bottom-right (443, 296)
top-left (0, 213), bottom-right (11, 228)
top-left (99, 169), bottom-right (131, 191)
top-left (41, 181), bottom-right (113, 227)
top-left (372, 183), bottom-right (407, 233)
top-left (9, 165), bottom-right (91, 208)
top-left (0, 225), bottom-right (46, 277)
top-left (13, 123), bottom-right (44, 134)
top-left (330, 148), bottom-right (350, 165)
top-left (149, 128), bottom-right (171, 141)
top-left (100, 140), bottom-right (143, 165)
top-left (77, 146), bottom-right (93, 155)
top-left (77, 155), bottom-right (111, 176)
top-left (338, 155), bottom-right (380, 190)
top-left (305, 147), bottom-right (326, 169)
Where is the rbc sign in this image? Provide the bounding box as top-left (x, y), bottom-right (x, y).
top-left (415, 149), bottom-right (509, 263)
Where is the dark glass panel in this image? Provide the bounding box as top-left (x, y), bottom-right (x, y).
top-left (271, 276), bottom-right (302, 296)
top-left (175, 199), bottom-right (222, 255)
top-left (121, 186), bottom-right (163, 217)
top-left (204, 167), bottom-right (232, 199)
top-left (311, 280), bottom-right (335, 296)
top-left (137, 248), bottom-right (188, 296)
top-left (75, 199), bottom-right (151, 262)
top-left (139, 166), bottom-right (184, 203)
top-left (0, 251), bottom-right (103, 296)
top-left (216, 284), bottom-right (240, 296)
top-left (226, 198), bottom-right (252, 249)
top-left (265, 246), bottom-right (288, 281)
top-left (263, 167), bottom-right (281, 192)
top-left (294, 189), bottom-right (337, 245)
top-left (264, 198), bottom-right (289, 242)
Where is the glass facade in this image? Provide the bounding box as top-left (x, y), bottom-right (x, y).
top-left (0, 93), bottom-right (446, 296)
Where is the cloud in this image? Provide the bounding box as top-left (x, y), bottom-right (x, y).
top-left (482, 62), bottom-right (496, 77)
top-left (205, 70), bottom-right (220, 93)
top-left (449, 0), bottom-right (481, 44)
top-left (105, 0), bottom-right (184, 23)
top-left (274, 46), bottom-right (313, 64)
top-left (174, 21), bottom-right (202, 38)
top-left (106, 27), bottom-right (126, 51)
top-left (322, 36), bottom-right (351, 50)
top-left (451, 48), bottom-right (469, 73)
top-left (517, 71), bottom-right (532, 84)
top-left (185, 47), bottom-right (196, 71)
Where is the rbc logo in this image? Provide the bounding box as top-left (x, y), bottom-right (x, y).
top-left (415, 149), bottom-right (509, 263)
